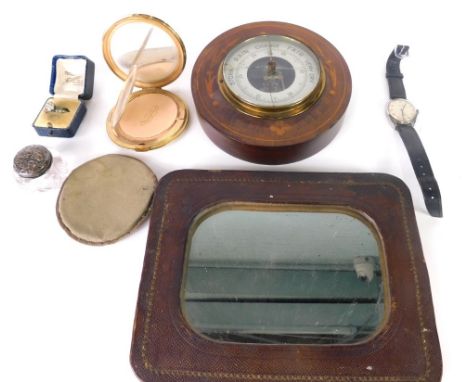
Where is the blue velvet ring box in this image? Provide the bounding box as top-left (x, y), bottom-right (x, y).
top-left (33, 55), bottom-right (95, 138)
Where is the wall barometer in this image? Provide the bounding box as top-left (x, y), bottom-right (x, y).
top-left (192, 21), bottom-right (352, 164)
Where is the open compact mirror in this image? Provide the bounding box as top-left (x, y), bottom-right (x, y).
top-left (103, 14), bottom-right (188, 151)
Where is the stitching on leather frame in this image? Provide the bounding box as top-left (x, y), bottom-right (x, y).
top-left (140, 176), bottom-right (432, 381)
top-left (141, 198), bottom-right (169, 365)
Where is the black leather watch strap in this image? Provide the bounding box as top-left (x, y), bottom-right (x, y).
top-left (396, 124), bottom-right (442, 217)
top-left (386, 45), bottom-right (409, 99)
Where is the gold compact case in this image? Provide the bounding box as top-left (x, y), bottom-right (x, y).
top-left (103, 14), bottom-right (188, 151)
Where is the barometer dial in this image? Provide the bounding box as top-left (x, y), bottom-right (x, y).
top-left (220, 35), bottom-right (325, 118)
top-left (222, 35), bottom-right (322, 110)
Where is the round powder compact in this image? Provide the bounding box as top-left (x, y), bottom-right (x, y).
top-left (57, 154), bottom-right (157, 245)
top-left (103, 14), bottom-right (189, 151)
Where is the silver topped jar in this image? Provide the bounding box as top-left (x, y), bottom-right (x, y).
top-left (13, 145), bottom-right (67, 191)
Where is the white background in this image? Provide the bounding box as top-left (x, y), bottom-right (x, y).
top-left (0, 0), bottom-right (466, 381)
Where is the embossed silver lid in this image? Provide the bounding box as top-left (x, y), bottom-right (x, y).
top-left (13, 145), bottom-right (53, 178)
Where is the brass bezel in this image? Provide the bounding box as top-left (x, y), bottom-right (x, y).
top-left (106, 88), bottom-right (188, 152)
top-left (217, 35), bottom-right (326, 119)
top-left (102, 14), bottom-right (186, 89)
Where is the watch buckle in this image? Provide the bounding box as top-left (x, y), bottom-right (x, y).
top-left (394, 45), bottom-right (410, 59)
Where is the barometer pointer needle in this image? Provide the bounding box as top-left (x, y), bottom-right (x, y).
top-left (267, 40), bottom-right (275, 104)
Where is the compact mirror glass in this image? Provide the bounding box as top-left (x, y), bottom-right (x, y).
top-left (182, 205), bottom-right (385, 345)
top-left (105, 15), bottom-right (185, 88)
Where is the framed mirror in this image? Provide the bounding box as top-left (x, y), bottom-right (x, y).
top-left (131, 170), bottom-right (441, 382)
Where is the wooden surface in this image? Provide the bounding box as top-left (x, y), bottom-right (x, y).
top-left (191, 22), bottom-right (352, 164)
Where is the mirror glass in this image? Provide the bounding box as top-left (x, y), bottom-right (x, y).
top-left (109, 20), bottom-right (181, 84)
top-left (182, 205), bottom-right (385, 345)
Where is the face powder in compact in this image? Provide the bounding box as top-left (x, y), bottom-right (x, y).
top-left (117, 91), bottom-right (180, 141)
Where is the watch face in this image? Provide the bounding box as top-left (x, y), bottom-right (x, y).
top-left (221, 35), bottom-right (323, 110)
top-left (387, 99), bottom-right (418, 124)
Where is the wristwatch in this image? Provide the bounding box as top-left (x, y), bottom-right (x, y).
top-left (386, 45), bottom-right (443, 217)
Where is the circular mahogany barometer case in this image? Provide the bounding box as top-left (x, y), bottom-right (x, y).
top-left (192, 21), bottom-right (352, 164)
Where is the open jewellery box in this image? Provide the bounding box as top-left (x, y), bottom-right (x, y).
top-left (131, 170), bottom-right (442, 382)
top-left (33, 55), bottom-right (94, 137)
